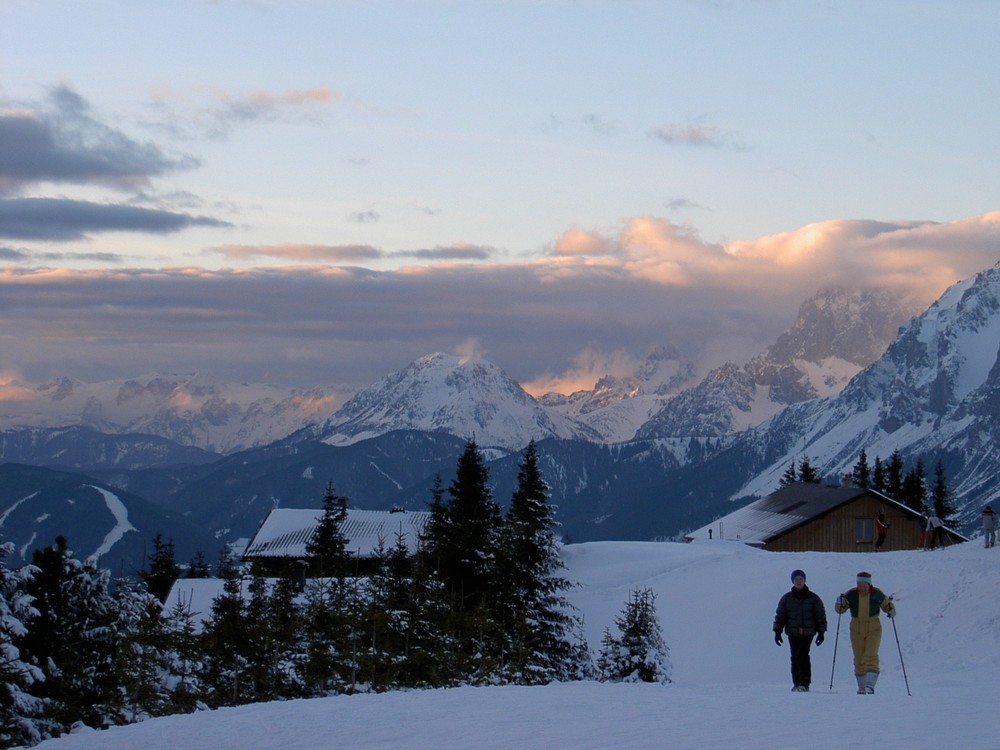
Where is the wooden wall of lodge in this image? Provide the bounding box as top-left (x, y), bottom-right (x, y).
top-left (764, 495), bottom-right (927, 553)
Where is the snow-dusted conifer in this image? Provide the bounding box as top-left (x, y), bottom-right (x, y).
top-left (598, 588), bottom-right (671, 684)
top-left (22, 537), bottom-right (121, 731)
top-left (0, 542), bottom-right (46, 748)
top-left (109, 577), bottom-right (172, 723)
top-left (161, 593), bottom-right (205, 712)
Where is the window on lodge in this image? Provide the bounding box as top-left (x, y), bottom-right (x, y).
top-left (855, 517), bottom-right (873, 543)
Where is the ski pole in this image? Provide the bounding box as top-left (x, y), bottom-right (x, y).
top-left (889, 603), bottom-right (911, 696)
top-left (829, 607), bottom-right (842, 691)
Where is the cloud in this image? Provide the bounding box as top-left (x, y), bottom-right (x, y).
top-left (147, 85), bottom-right (338, 140)
top-left (582, 114), bottom-right (619, 136)
top-left (0, 85), bottom-right (197, 193)
top-left (206, 243), bottom-right (382, 263)
top-left (392, 243), bottom-right (495, 262)
top-left (665, 197), bottom-right (706, 212)
top-left (348, 209), bottom-right (380, 224)
top-left (521, 348), bottom-right (641, 397)
top-left (544, 213), bottom-right (1000, 309)
top-left (0, 214), bottom-right (996, 397)
top-left (0, 198), bottom-right (232, 241)
top-left (552, 228), bottom-right (619, 257)
top-left (202, 242), bottom-right (495, 264)
top-left (649, 120), bottom-right (740, 149)
top-left (453, 337), bottom-right (487, 363)
top-left (0, 245), bottom-right (28, 261)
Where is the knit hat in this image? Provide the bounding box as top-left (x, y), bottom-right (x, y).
top-left (857, 571), bottom-right (872, 584)
top-left (791, 569), bottom-right (806, 582)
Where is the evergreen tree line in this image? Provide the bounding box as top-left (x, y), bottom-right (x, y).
top-left (0, 440), bottom-right (669, 748)
top-left (780, 448), bottom-right (956, 522)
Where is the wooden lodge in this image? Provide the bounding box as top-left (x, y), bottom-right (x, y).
top-left (684, 481), bottom-right (967, 552)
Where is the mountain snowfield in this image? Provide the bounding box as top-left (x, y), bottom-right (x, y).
top-left (30, 539), bottom-right (1000, 750)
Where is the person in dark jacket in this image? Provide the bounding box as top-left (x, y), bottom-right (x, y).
top-left (773, 569), bottom-right (827, 692)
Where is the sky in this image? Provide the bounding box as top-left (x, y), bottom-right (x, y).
top-left (2, 1), bottom-right (1000, 403)
top-left (35, 539), bottom-right (1000, 750)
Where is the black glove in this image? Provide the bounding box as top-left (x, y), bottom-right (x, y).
top-left (815, 632), bottom-right (824, 646)
top-left (836, 594), bottom-right (847, 609)
top-left (774, 632), bottom-right (783, 646)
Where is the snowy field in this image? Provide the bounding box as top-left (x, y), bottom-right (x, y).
top-left (29, 538), bottom-right (1000, 750)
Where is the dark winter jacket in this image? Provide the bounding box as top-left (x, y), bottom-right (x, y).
top-left (773, 585), bottom-right (827, 638)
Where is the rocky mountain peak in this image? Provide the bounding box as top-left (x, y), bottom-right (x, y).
top-left (316, 352), bottom-right (599, 450)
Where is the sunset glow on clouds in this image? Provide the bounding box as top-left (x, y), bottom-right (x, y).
top-left (1, 1), bottom-right (998, 403)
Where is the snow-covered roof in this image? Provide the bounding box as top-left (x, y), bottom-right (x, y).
top-left (685, 482), bottom-right (919, 546)
top-left (243, 507), bottom-right (431, 560)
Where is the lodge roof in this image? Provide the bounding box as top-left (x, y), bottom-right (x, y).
top-left (243, 507), bottom-right (431, 560)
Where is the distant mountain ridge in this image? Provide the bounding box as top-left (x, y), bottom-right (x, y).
top-left (0, 373), bottom-right (337, 454)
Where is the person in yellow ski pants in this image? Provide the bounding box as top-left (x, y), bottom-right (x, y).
top-left (834, 571), bottom-right (895, 694)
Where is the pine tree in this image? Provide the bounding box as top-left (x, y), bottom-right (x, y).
top-left (900, 460), bottom-right (927, 513)
top-left (597, 588), bottom-right (670, 684)
top-left (186, 551), bottom-right (211, 579)
top-left (358, 533), bottom-right (418, 691)
top-left (296, 575), bottom-right (359, 695)
top-left (139, 533), bottom-right (181, 604)
top-left (798, 456), bottom-right (820, 484)
top-left (0, 543), bottom-right (47, 747)
top-left (161, 594), bottom-right (205, 713)
top-left (22, 537), bottom-right (122, 732)
top-left (498, 440), bottom-right (580, 684)
top-left (241, 574), bottom-right (302, 701)
top-left (199, 563), bottom-right (252, 706)
top-left (931, 461), bottom-right (956, 523)
top-left (306, 482), bottom-right (351, 578)
top-left (886, 449), bottom-right (905, 500)
top-left (438, 440), bottom-right (503, 612)
top-left (779, 462), bottom-right (798, 488)
top-left (852, 449), bottom-right (871, 488)
top-left (110, 577), bottom-right (172, 723)
top-left (402, 538), bottom-right (455, 688)
top-left (871, 456), bottom-right (887, 494)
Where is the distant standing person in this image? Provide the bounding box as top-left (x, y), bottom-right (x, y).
top-left (773, 569), bottom-right (827, 692)
top-left (926, 514), bottom-right (946, 549)
top-left (982, 505), bottom-right (997, 548)
top-left (834, 571), bottom-right (895, 694)
top-left (874, 511), bottom-right (890, 551)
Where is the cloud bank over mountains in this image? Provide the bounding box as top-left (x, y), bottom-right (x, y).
top-left (2, 212), bottom-right (997, 402)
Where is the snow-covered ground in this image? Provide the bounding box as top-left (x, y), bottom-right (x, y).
top-left (30, 538), bottom-right (1000, 749)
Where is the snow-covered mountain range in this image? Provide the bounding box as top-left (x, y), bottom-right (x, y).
top-left (0, 373), bottom-right (337, 454)
top-left (3, 267), bottom-right (999, 571)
